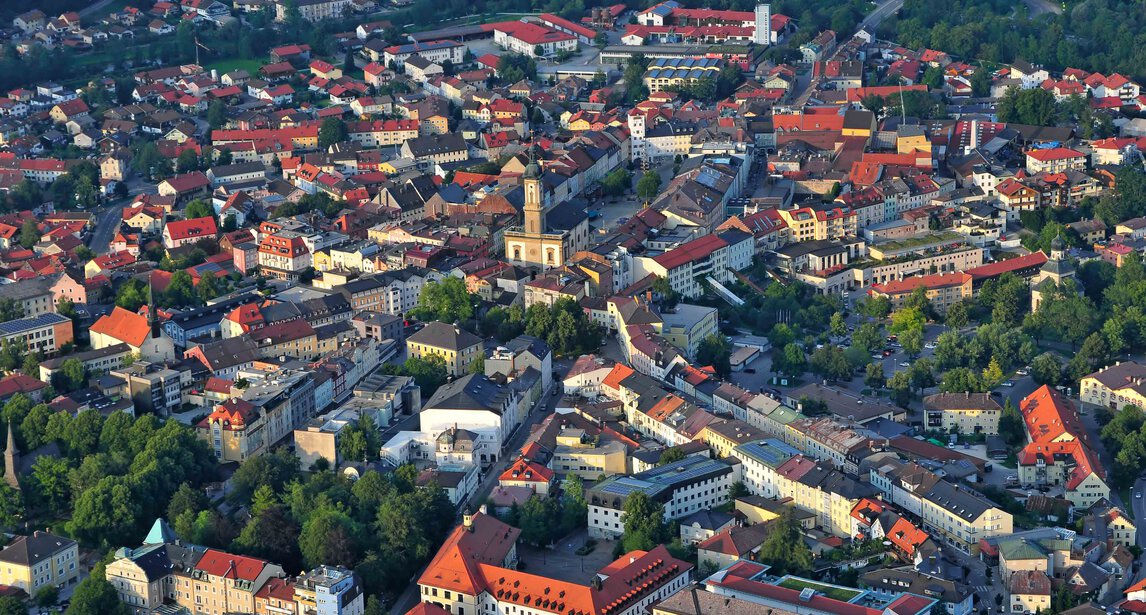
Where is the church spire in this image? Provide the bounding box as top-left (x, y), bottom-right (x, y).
top-left (4, 422), bottom-right (19, 490)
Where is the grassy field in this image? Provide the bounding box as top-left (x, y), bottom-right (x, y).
top-left (777, 578), bottom-right (863, 602)
top-left (205, 58), bottom-right (264, 75)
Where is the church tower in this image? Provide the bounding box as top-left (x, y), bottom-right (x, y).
top-left (4, 422), bottom-right (19, 490)
top-left (523, 157), bottom-right (544, 235)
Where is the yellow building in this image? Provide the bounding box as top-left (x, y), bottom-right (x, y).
top-left (1009, 570), bottom-right (1051, 615)
top-left (698, 419), bottom-right (765, 459)
top-left (919, 480), bottom-right (1013, 555)
top-left (550, 428), bottom-right (629, 479)
top-left (923, 392), bottom-right (1004, 435)
top-left (870, 272), bottom-right (973, 316)
top-left (504, 159), bottom-right (586, 269)
top-left (734, 496), bottom-right (789, 527)
top-left (1080, 361), bottom-right (1146, 411)
top-left (406, 321), bottom-right (484, 377)
top-left (0, 531), bottom-right (79, 595)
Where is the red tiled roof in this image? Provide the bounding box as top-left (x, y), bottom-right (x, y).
top-left (1025, 147), bottom-right (1085, 162)
top-left (498, 458), bottom-right (554, 483)
top-left (90, 307), bottom-right (151, 348)
top-left (965, 252), bottom-right (1048, 280)
top-left (872, 272), bottom-right (970, 296)
top-left (194, 549), bottom-right (268, 580)
top-left (165, 216), bottom-right (218, 241)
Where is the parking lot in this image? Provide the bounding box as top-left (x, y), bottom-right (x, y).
top-left (516, 530), bottom-right (615, 584)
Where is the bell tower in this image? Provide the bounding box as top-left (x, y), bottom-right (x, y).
top-left (523, 151), bottom-right (544, 235)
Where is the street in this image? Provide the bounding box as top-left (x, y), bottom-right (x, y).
top-left (859, 0), bottom-right (906, 31)
top-left (87, 204), bottom-right (123, 253)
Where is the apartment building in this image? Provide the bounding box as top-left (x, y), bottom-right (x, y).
top-left (923, 392), bottom-right (1004, 435)
top-left (1017, 386), bottom-right (1109, 508)
top-left (0, 313), bottom-right (73, 355)
top-left (870, 273), bottom-right (973, 316)
top-left (406, 322), bottom-right (483, 377)
top-left (0, 531), bottom-right (79, 594)
top-left (1080, 361), bottom-right (1146, 411)
top-left (587, 455), bottom-right (741, 539)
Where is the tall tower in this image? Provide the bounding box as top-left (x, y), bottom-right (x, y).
top-left (754, 3), bottom-right (771, 46)
top-left (4, 422), bottom-right (19, 490)
top-left (523, 155), bottom-right (544, 235)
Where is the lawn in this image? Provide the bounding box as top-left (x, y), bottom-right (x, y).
top-left (205, 58), bottom-right (264, 75)
top-left (777, 578), bottom-right (863, 602)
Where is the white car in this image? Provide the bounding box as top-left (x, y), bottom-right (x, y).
top-left (1016, 368), bottom-right (1029, 376)
top-left (899, 361), bottom-right (910, 368)
top-left (924, 342), bottom-right (937, 349)
top-left (1002, 380), bottom-right (1015, 387)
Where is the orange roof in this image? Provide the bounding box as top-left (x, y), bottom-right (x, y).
top-left (871, 272), bottom-right (970, 296)
top-left (601, 364), bottom-right (634, 391)
top-left (1026, 147), bottom-right (1085, 162)
top-left (885, 516), bottom-right (929, 555)
top-left (498, 458), bottom-right (554, 484)
top-left (1020, 385), bottom-right (1084, 444)
top-left (90, 307), bottom-right (151, 348)
top-left (195, 549), bottom-right (268, 580)
top-left (646, 395), bottom-right (687, 422)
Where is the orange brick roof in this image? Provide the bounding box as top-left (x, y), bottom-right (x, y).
top-left (90, 307), bottom-right (151, 348)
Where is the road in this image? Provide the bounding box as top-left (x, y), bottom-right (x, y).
top-left (79, 0), bottom-right (118, 17)
top-left (88, 205), bottom-right (122, 253)
top-left (1023, 0), bottom-right (1063, 16)
top-left (859, 0), bottom-right (906, 31)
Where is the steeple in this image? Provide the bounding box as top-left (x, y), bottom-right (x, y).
top-left (523, 146), bottom-right (544, 235)
top-left (147, 278), bottom-right (160, 339)
top-left (4, 422), bottom-right (19, 490)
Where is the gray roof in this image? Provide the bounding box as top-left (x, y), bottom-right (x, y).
top-left (0, 531), bottom-right (75, 567)
top-left (407, 321), bottom-right (482, 352)
top-left (0, 276), bottom-right (56, 302)
top-left (423, 373), bottom-right (512, 414)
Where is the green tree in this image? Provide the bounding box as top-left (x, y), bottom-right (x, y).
top-left (999, 399), bottom-right (1025, 446)
top-left (852, 322), bottom-right (883, 353)
top-left (0, 596), bottom-right (23, 615)
top-left (64, 563), bottom-right (129, 615)
top-left (810, 345), bottom-right (852, 382)
top-left (830, 312), bottom-right (848, 337)
top-left (412, 277), bottom-right (474, 323)
top-left (635, 171), bottom-right (662, 201)
top-left (29, 455), bottom-right (71, 516)
top-left (776, 343), bottom-right (807, 378)
top-left (757, 511), bottom-right (813, 575)
top-left (945, 300), bottom-right (970, 329)
top-left (318, 117), bottom-right (348, 149)
top-left (0, 484), bottom-right (22, 528)
top-left (34, 586), bottom-right (58, 608)
top-left (939, 367), bottom-right (984, 394)
top-left (185, 199), bottom-right (214, 220)
top-left (857, 296), bottom-right (891, 319)
top-left (176, 149), bottom-right (200, 174)
top-left (233, 503), bottom-right (301, 570)
top-left (888, 371), bottom-right (913, 406)
top-left (381, 354), bottom-right (449, 397)
top-left (207, 100), bottom-right (227, 129)
top-left (619, 492), bottom-right (668, 553)
top-left (657, 446), bottom-right (687, 466)
top-left (864, 362), bottom-right (885, 389)
top-left (696, 334), bottom-right (732, 378)
top-left (1029, 353), bottom-right (1063, 386)
top-left (18, 218), bottom-right (38, 249)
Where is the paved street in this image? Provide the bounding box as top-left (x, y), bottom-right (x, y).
top-left (88, 204), bottom-right (123, 254)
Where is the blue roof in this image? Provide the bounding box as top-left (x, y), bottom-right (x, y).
top-left (734, 439), bottom-right (801, 468)
top-left (0, 313), bottom-right (69, 337)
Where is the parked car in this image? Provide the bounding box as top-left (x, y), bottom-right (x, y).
top-left (1002, 380), bottom-right (1015, 387)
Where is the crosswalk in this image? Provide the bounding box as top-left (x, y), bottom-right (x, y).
top-left (973, 586), bottom-right (992, 595)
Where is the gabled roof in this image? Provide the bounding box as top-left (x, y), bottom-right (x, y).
top-left (90, 307), bottom-right (151, 348)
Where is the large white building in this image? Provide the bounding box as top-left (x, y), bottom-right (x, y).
top-left (586, 455), bottom-right (741, 539)
top-left (493, 21), bottom-right (577, 57)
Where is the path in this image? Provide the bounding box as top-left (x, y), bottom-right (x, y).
top-left (79, 0), bottom-right (119, 18)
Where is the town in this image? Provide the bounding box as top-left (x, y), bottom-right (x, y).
top-left (0, 0), bottom-right (1143, 615)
